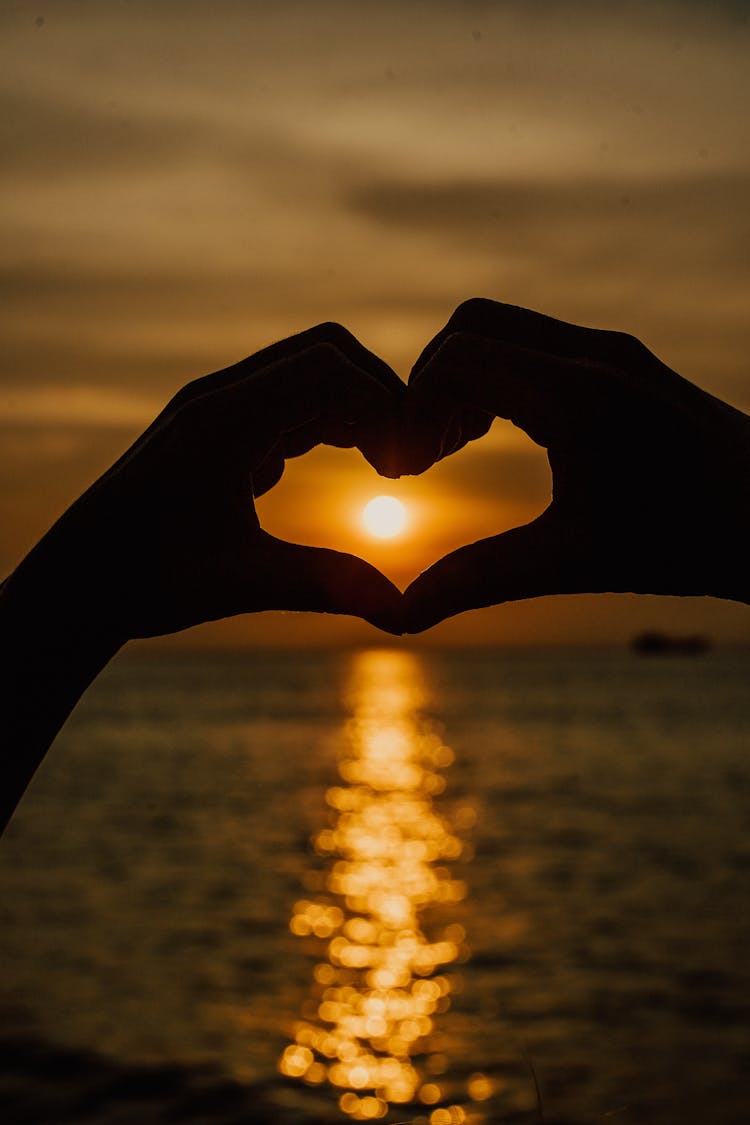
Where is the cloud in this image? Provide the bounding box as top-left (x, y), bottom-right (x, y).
top-left (0, 89), bottom-right (189, 178)
top-left (346, 171), bottom-right (750, 404)
top-left (0, 385), bottom-right (161, 427)
top-left (347, 172), bottom-right (750, 291)
top-left (1, 0), bottom-right (748, 642)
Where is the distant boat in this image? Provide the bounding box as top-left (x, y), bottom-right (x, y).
top-left (631, 631), bottom-right (711, 655)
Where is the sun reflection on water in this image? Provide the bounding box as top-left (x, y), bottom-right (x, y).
top-left (279, 650), bottom-right (483, 1122)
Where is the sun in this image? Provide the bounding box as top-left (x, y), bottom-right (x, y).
top-left (361, 495), bottom-right (408, 540)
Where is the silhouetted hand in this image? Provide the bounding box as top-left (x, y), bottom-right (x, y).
top-left (0, 324), bottom-right (409, 830)
top-left (402, 299), bottom-right (750, 631)
top-left (4, 324), bottom-right (405, 645)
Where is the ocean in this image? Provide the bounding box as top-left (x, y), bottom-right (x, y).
top-left (1, 646), bottom-right (748, 1124)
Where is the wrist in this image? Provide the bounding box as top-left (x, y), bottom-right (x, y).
top-left (0, 563), bottom-right (123, 694)
top-left (1, 524), bottom-right (127, 655)
top-left (0, 577), bottom-right (123, 660)
top-left (684, 413), bottom-right (750, 606)
top-left (0, 568), bottom-right (123, 834)
top-left (713, 441), bottom-right (750, 604)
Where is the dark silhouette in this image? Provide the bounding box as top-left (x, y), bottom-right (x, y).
top-left (401, 299), bottom-right (750, 630)
top-left (1, 300), bottom-right (749, 830)
top-left (631, 631), bottom-right (711, 656)
top-left (0, 325), bottom-right (404, 832)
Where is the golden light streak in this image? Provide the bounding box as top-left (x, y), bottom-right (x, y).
top-left (279, 650), bottom-right (480, 1117)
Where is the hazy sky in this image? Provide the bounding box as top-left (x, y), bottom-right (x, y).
top-left (2, 0), bottom-right (749, 646)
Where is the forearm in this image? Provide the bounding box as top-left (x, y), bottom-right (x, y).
top-left (702, 433), bottom-right (750, 606)
top-left (0, 572), bottom-right (122, 833)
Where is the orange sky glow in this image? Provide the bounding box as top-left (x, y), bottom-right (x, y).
top-left (1, 1), bottom-right (749, 646)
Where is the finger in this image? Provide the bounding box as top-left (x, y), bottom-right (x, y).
top-left (402, 510), bottom-right (584, 633)
top-left (182, 341), bottom-right (402, 479)
top-left (403, 333), bottom-right (603, 477)
top-left (251, 453), bottom-right (285, 498)
top-left (403, 299), bottom-right (646, 475)
top-left (248, 534), bottom-right (404, 635)
top-left (277, 414), bottom-right (382, 462)
top-left (398, 398), bottom-right (493, 476)
top-left (183, 322), bottom-right (405, 409)
top-left (410, 298), bottom-right (642, 380)
top-left (250, 413), bottom-right (375, 499)
top-left (194, 327), bottom-right (405, 477)
top-left (111, 325), bottom-right (404, 479)
top-left (400, 338), bottom-right (496, 476)
top-left (441, 406), bottom-right (494, 457)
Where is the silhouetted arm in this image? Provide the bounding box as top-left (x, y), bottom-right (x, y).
top-left (402, 299), bottom-right (750, 631)
top-left (0, 325), bottom-right (404, 832)
top-left (0, 592), bottom-right (121, 834)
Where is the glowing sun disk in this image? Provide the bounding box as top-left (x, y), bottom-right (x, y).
top-left (361, 496), bottom-right (407, 539)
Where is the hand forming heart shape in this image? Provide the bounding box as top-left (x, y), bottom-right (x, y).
top-left (248, 298), bottom-right (749, 635)
top-left (2, 300), bottom-right (750, 833)
top-left (6, 300), bottom-right (749, 654)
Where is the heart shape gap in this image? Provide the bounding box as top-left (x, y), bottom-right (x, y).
top-left (255, 419), bottom-right (552, 590)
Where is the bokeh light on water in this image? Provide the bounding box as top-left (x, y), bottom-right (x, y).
top-left (279, 650), bottom-right (484, 1122)
top-left (2, 649), bottom-right (748, 1122)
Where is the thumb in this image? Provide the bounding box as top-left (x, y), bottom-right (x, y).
top-left (250, 535), bottom-right (405, 635)
top-left (402, 509), bottom-right (582, 632)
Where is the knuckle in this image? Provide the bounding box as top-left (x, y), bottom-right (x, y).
top-left (439, 329), bottom-right (489, 368)
top-left (172, 392), bottom-right (212, 433)
top-left (421, 335), bottom-right (462, 386)
top-left (165, 377), bottom-right (205, 411)
top-left (448, 296), bottom-right (496, 329)
top-left (604, 329), bottom-right (650, 361)
top-left (307, 321), bottom-right (357, 352)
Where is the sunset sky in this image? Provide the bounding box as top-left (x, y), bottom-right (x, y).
top-left (2, 0), bottom-right (749, 646)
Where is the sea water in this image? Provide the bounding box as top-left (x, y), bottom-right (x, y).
top-left (1, 647), bottom-right (748, 1124)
